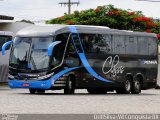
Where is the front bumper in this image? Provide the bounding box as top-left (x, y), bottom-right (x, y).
top-left (8, 79), bottom-right (52, 89)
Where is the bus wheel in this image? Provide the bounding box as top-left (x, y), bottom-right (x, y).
top-left (116, 78), bottom-right (132, 94)
top-left (64, 76), bottom-right (75, 94)
top-left (131, 78), bottom-right (141, 94)
top-left (29, 89), bottom-right (36, 94)
top-left (87, 88), bottom-right (107, 94)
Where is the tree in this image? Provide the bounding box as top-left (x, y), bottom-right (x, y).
top-left (19, 19), bottom-right (34, 24)
top-left (46, 5), bottom-right (160, 39)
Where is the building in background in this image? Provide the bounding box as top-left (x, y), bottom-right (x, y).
top-left (0, 15), bottom-right (33, 35)
top-left (0, 15), bottom-right (33, 83)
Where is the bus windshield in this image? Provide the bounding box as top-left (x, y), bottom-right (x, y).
top-left (10, 37), bottom-right (53, 70)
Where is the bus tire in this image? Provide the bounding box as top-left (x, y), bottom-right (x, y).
top-left (87, 88), bottom-right (107, 94)
top-left (29, 89), bottom-right (36, 94)
top-left (131, 77), bottom-right (141, 94)
top-left (116, 77), bottom-right (132, 94)
top-left (64, 76), bottom-right (75, 94)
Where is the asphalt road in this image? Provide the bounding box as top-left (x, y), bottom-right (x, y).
top-left (0, 86), bottom-right (160, 114)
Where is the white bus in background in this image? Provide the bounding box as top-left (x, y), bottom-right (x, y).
top-left (0, 31), bottom-right (13, 82)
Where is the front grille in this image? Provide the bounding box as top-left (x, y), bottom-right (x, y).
top-left (53, 77), bottom-right (67, 87)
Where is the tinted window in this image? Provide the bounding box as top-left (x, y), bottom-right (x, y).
top-left (92, 34), bottom-right (111, 54)
top-left (125, 36), bottom-right (138, 55)
top-left (148, 37), bottom-right (157, 55)
top-left (138, 37), bottom-right (148, 55)
top-left (68, 39), bottom-right (76, 54)
top-left (103, 35), bottom-right (112, 54)
top-left (112, 35), bottom-right (125, 54)
top-left (51, 34), bottom-right (68, 68)
top-left (72, 33), bottom-right (83, 53)
top-left (81, 34), bottom-right (112, 54)
top-left (80, 34), bottom-right (95, 53)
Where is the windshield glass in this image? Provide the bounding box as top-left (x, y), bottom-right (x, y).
top-left (10, 37), bottom-right (53, 70)
top-left (30, 37), bottom-right (52, 70)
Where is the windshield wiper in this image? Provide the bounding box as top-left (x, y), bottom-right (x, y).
top-left (14, 51), bottom-right (29, 69)
top-left (22, 51), bottom-right (28, 62)
top-left (30, 56), bottom-right (37, 70)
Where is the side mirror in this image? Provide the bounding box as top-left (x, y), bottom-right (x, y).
top-left (48, 41), bottom-right (61, 56)
top-left (2, 41), bottom-right (12, 56)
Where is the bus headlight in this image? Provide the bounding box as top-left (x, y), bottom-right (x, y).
top-left (38, 72), bottom-right (54, 80)
top-left (8, 74), bottom-right (14, 79)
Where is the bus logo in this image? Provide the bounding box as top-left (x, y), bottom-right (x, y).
top-left (102, 55), bottom-right (125, 76)
top-left (141, 60), bottom-right (158, 64)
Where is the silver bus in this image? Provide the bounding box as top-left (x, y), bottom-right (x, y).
top-left (0, 31), bottom-right (13, 82)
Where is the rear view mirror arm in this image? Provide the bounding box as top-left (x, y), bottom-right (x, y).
top-left (2, 41), bottom-right (12, 56)
top-left (48, 41), bottom-right (62, 56)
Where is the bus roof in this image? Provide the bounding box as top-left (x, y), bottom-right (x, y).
top-left (0, 31), bottom-right (14, 36)
top-left (16, 24), bottom-right (157, 38)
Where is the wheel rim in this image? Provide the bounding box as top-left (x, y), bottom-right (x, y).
top-left (68, 80), bottom-right (72, 90)
top-left (134, 80), bottom-right (140, 91)
top-left (125, 80), bottom-right (131, 91)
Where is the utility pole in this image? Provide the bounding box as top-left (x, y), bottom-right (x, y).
top-left (59, 0), bottom-right (80, 15)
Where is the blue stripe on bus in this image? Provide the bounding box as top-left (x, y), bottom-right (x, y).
top-left (8, 66), bottom-right (80, 89)
top-left (50, 66), bottom-right (80, 82)
top-left (48, 41), bottom-right (61, 56)
top-left (71, 35), bottom-right (79, 53)
top-left (2, 41), bottom-right (12, 55)
top-left (78, 53), bottom-right (112, 83)
top-left (69, 26), bottom-right (85, 52)
top-left (68, 26), bottom-right (112, 83)
top-left (68, 26), bottom-right (78, 33)
top-left (8, 79), bottom-right (52, 89)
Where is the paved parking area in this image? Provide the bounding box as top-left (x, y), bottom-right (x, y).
top-left (0, 86), bottom-right (160, 114)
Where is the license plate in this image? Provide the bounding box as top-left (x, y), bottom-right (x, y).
top-left (22, 83), bottom-right (30, 87)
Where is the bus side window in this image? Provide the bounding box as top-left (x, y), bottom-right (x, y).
top-left (138, 37), bottom-right (148, 55)
top-left (51, 34), bottom-right (68, 67)
top-left (72, 33), bottom-right (83, 53)
top-left (81, 34), bottom-right (94, 53)
top-left (81, 34), bottom-right (111, 54)
top-left (105, 34), bottom-right (112, 54)
top-left (68, 39), bottom-right (76, 54)
top-left (125, 36), bottom-right (138, 55)
top-left (148, 37), bottom-right (157, 56)
top-left (92, 34), bottom-right (111, 54)
top-left (112, 35), bottom-right (125, 55)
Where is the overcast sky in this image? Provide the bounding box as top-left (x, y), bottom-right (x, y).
top-left (0, 0), bottom-right (160, 21)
